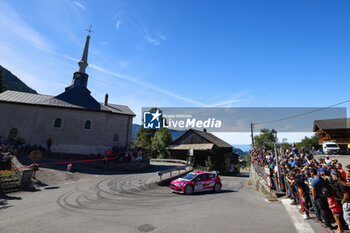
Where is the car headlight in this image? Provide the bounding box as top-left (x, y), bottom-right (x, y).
top-left (176, 182), bottom-right (186, 186)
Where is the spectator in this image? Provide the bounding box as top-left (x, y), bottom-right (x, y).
top-left (337, 163), bottom-right (347, 181)
top-left (295, 173), bottom-right (311, 219)
top-left (323, 186), bottom-right (343, 233)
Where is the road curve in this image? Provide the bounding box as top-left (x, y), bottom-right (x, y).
top-left (0, 163), bottom-right (324, 233)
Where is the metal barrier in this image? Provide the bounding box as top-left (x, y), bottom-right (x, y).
top-left (150, 159), bottom-right (192, 181)
top-left (150, 158), bottom-right (190, 165)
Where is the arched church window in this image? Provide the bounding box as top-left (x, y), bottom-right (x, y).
top-left (84, 120), bottom-right (91, 130)
top-left (53, 118), bottom-right (62, 128)
top-left (113, 133), bottom-right (119, 142)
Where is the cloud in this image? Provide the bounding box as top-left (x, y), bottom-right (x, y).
top-left (74, 1), bottom-right (86, 10)
top-left (157, 33), bottom-right (167, 41)
top-left (89, 64), bottom-right (204, 106)
top-left (61, 54), bottom-right (203, 105)
top-left (143, 28), bottom-right (160, 46)
top-left (0, 2), bottom-right (52, 52)
top-left (209, 97), bottom-right (240, 107)
top-left (116, 20), bottom-right (122, 30)
top-left (129, 21), bottom-right (166, 46)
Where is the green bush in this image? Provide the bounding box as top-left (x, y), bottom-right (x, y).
top-left (0, 170), bottom-right (15, 178)
top-left (204, 155), bottom-right (224, 172)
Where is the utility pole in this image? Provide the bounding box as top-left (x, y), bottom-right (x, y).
top-left (250, 123), bottom-right (254, 148)
top-left (271, 129), bottom-right (280, 192)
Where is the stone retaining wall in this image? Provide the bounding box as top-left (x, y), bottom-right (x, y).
top-left (0, 156), bottom-right (32, 192)
top-left (249, 163), bottom-right (277, 198)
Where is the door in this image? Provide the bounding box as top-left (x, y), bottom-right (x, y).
top-left (193, 174), bottom-right (208, 192)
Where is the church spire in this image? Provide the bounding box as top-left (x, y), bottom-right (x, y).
top-left (70, 26), bottom-right (93, 89)
top-left (78, 25), bottom-right (93, 73)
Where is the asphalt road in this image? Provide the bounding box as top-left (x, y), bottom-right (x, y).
top-left (0, 163), bottom-right (326, 233)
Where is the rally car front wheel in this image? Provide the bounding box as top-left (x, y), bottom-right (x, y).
top-left (184, 184), bottom-right (193, 195)
top-left (213, 183), bottom-right (221, 193)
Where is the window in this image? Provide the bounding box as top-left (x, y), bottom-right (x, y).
top-left (113, 133), bottom-right (119, 142)
top-left (183, 172), bottom-right (196, 180)
top-left (194, 173), bottom-right (208, 181)
top-left (53, 118), bottom-right (62, 128)
top-left (84, 120), bottom-right (91, 130)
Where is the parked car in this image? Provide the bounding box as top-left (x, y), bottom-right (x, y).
top-left (340, 149), bottom-right (350, 155)
top-left (170, 171), bottom-right (222, 195)
top-left (322, 141), bottom-right (340, 155)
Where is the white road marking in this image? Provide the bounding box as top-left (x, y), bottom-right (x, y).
top-left (281, 199), bottom-right (316, 233)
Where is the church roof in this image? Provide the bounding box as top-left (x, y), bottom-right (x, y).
top-left (0, 90), bottom-right (135, 116)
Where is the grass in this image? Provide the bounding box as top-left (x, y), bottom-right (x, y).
top-left (0, 170), bottom-right (16, 178)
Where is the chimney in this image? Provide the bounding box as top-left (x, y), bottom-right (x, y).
top-left (203, 128), bottom-right (207, 133)
top-left (104, 94), bottom-right (109, 105)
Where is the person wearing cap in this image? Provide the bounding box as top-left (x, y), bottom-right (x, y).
top-left (310, 168), bottom-right (333, 228)
top-left (306, 171), bottom-right (322, 221)
top-left (291, 157), bottom-right (301, 168)
top-left (337, 163), bottom-right (347, 181)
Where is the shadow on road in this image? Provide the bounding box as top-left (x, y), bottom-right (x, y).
top-left (16, 154), bottom-right (179, 176)
top-left (193, 190), bottom-right (236, 195)
top-left (0, 193), bottom-right (22, 201)
top-left (0, 193), bottom-right (22, 210)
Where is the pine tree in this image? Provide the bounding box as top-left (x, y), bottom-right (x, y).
top-left (0, 68), bottom-right (6, 93)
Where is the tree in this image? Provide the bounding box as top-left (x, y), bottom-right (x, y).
top-left (149, 128), bottom-right (172, 158)
top-left (134, 127), bottom-right (156, 149)
top-left (205, 153), bottom-right (224, 172)
top-left (253, 128), bottom-right (276, 150)
top-left (297, 134), bottom-right (321, 151)
top-left (134, 107), bottom-right (162, 149)
top-left (0, 68), bottom-right (6, 93)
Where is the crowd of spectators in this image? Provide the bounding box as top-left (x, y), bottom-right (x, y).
top-left (104, 146), bottom-right (149, 163)
top-left (251, 145), bottom-right (350, 233)
top-left (0, 136), bottom-right (17, 170)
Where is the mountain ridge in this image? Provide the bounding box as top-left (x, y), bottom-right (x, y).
top-left (0, 65), bottom-right (37, 94)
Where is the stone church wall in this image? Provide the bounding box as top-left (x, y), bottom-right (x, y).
top-left (0, 102), bottom-right (133, 155)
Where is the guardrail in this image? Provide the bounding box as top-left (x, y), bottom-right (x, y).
top-left (150, 159), bottom-right (193, 181)
top-left (150, 158), bottom-right (190, 165)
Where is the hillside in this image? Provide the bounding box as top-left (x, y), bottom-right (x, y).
top-left (0, 65), bottom-right (37, 94)
top-left (131, 124), bottom-right (184, 141)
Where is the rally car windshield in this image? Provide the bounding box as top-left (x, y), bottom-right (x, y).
top-left (182, 173), bottom-right (197, 180)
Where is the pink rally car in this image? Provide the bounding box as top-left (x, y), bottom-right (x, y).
top-left (170, 171), bottom-right (222, 195)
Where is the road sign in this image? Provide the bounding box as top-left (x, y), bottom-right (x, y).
top-left (29, 150), bottom-right (43, 162)
top-left (188, 148), bottom-right (193, 156)
top-left (265, 167), bottom-right (270, 174)
top-left (266, 174), bottom-right (272, 189)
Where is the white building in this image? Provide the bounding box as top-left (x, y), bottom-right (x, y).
top-left (0, 33), bottom-right (135, 154)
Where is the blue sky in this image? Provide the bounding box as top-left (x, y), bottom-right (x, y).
top-left (1, 0), bottom-right (349, 145)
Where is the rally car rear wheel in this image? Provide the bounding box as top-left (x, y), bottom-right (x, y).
top-left (184, 184), bottom-right (193, 195)
top-left (214, 183), bottom-right (221, 193)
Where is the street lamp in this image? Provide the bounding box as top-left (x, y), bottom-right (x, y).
top-left (271, 129), bottom-right (280, 191)
top-left (271, 129), bottom-right (277, 142)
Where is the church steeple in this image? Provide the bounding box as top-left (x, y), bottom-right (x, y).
top-left (71, 26), bottom-right (93, 88)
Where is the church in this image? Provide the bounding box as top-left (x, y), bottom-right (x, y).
top-left (0, 32), bottom-right (135, 155)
